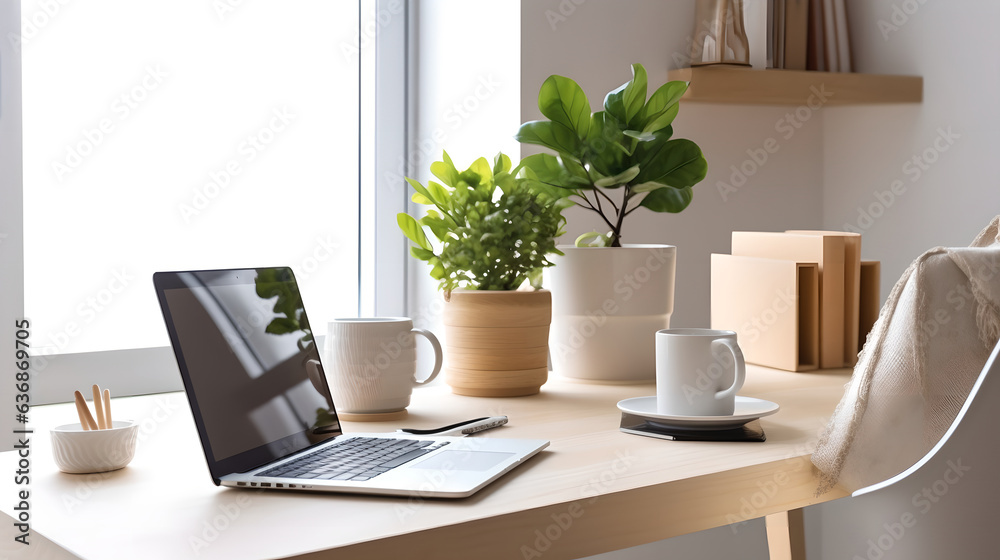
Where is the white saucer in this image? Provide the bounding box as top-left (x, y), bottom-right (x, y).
top-left (616, 396), bottom-right (780, 430)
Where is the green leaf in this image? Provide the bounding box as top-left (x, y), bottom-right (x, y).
top-left (622, 63), bottom-right (647, 126)
top-left (641, 103), bottom-right (679, 134)
top-left (265, 317), bottom-right (299, 335)
top-left (397, 213), bottom-right (432, 251)
top-left (634, 138), bottom-right (708, 188)
top-left (575, 231), bottom-right (612, 247)
top-left (411, 192), bottom-right (432, 205)
top-left (493, 152), bottom-right (511, 176)
top-left (404, 177), bottom-right (435, 206)
top-left (640, 186), bottom-right (694, 213)
top-left (409, 247), bottom-right (436, 261)
top-left (538, 75), bottom-right (591, 137)
top-left (638, 81), bottom-right (687, 130)
top-left (603, 83), bottom-right (628, 125)
top-left (431, 151), bottom-right (461, 187)
top-left (623, 129), bottom-right (657, 142)
top-left (426, 181), bottom-right (450, 206)
top-left (585, 112), bottom-right (627, 177)
top-left (631, 180), bottom-right (667, 193)
top-left (593, 165), bottom-right (640, 188)
top-left (467, 157), bottom-right (494, 185)
top-left (514, 120), bottom-right (582, 156)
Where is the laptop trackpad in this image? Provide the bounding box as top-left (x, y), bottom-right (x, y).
top-left (411, 450), bottom-right (514, 471)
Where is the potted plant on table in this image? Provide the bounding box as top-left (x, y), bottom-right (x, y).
top-left (398, 152), bottom-right (570, 397)
top-left (516, 63), bottom-right (708, 382)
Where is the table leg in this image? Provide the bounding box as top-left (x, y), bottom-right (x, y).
top-left (765, 508), bottom-right (806, 560)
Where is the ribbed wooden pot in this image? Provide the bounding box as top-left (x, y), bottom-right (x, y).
top-left (442, 289), bottom-right (551, 397)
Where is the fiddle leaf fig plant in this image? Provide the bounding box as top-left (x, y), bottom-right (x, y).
top-left (516, 63), bottom-right (708, 247)
top-left (397, 152), bottom-right (570, 294)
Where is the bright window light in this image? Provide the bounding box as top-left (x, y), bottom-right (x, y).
top-left (21, 0), bottom-right (360, 355)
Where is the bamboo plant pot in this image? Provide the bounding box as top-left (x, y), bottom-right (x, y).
top-left (442, 289), bottom-right (551, 397)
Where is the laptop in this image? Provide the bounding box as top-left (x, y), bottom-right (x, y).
top-left (153, 267), bottom-right (548, 498)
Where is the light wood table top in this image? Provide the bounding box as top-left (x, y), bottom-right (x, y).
top-left (1, 365), bottom-right (850, 560)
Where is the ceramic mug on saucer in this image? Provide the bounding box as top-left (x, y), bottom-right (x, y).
top-left (323, 318), bottom-right (442, 415)
top-left (655, 328), bottom-right (746, 416)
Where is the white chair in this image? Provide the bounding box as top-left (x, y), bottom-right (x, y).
top-left (803, 339), bottom-right (1000, 559)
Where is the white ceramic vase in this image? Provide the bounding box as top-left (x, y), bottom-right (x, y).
top-left (548, 244), bottom-right (676, 382)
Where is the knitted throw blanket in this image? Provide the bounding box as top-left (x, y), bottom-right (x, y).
top-left (812, 216), bottom-right (1000, 494)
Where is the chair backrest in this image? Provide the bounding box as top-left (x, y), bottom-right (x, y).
top-left (807, 339), bottom-right (1000, 559)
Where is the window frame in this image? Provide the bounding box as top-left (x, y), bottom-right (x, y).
top-left (2, 0), bottom-right (410, 407)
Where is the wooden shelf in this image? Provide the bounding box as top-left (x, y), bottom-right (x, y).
top-left (668, 66), bottom-right (922, 106)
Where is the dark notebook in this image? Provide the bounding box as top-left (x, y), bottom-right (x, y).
top-left (619, 413), bottom-right (766, 442)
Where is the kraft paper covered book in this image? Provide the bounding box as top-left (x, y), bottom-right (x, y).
top-left (731, 231), bottom-right (846, 368)
top-left (787, 230), bottom-right (862, 366)
top-left (711, 254), bottom-right (819, 372)
top-left (859, 260), bottom-right (881, 350)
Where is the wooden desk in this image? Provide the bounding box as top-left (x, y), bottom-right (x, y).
top-left (1, 366), bottom-right (849, 560)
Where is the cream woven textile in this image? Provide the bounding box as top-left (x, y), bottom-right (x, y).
top-left (812, 216), bottom-right (1000, 493)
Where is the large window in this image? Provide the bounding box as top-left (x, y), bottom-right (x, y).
top-left (20, 0), bottom-right (361, 356)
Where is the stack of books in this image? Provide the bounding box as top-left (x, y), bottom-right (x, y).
top-left (768, 0), bottom-right (851, 72)
top-left (711, 230), bottom-right (880, 372)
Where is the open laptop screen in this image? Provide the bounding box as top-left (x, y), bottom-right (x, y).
top-left (154, 267), bottom-right (340, 483)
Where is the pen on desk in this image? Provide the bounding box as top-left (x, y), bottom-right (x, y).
top-left (397, 416), bottom-right (509, 437)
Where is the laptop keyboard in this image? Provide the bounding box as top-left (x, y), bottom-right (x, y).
top-left (258, 437), bottom-right (447, 482)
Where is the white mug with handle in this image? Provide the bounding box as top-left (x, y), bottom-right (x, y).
top-left (323, 318), bottom-right (442, 415)
top-left (655, 328), bottom-right (746, 417)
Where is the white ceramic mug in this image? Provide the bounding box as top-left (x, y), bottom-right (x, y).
top-left (655, 328), bottom-right (746, 416)
top-left (323, 318), bottom-right (442, 414)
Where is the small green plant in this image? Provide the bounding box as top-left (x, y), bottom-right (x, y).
top-left (397, 152), bottom-right (569, 294)
top-left (516, 63), bottom-right (708, 247)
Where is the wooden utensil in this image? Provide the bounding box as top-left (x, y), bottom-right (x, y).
top-left (92, 384), bottom-right (107, 430)
top-left (103, 389), bottom-right (112, 428)
top-left (74, 391), bottom-right (99, 430)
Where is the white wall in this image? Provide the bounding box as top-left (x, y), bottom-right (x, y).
top-left (807, 1), bottom-right (1000, 558)
top-left (520, 0), bottom-right (825, 329)
top-left (1, 0), bottom-right (24, 453)
top-left (822, 0), bottom-right (1000, 299)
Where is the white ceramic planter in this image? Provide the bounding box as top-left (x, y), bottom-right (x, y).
top-left (548, 244), bottom-right (676, 382)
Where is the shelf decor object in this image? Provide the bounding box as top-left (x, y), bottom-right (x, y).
top-left (398, 152), bottom-right (569, 397)
top-left (691, 0), bottom-right (751, 67)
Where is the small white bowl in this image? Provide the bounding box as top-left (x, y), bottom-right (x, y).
top-left (50, 420), bottom-right (138, 474)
